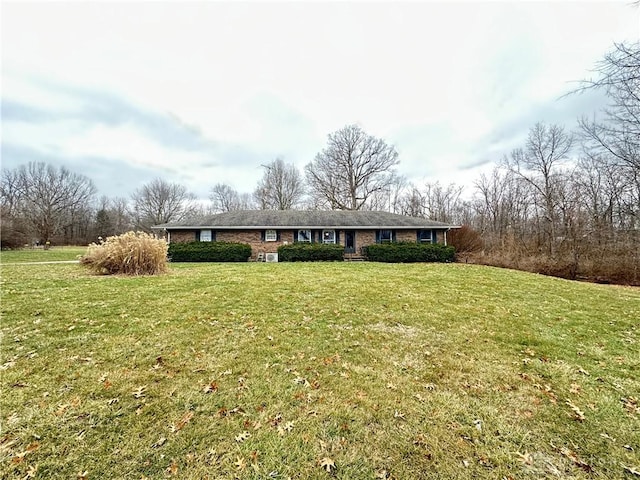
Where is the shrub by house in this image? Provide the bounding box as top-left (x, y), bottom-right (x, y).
top-left (364, 242), bottom-right (455, 263)
top-left (278, 243), bottom-right (344, 262)
top-left (168, 241), bottom-right (251, 262)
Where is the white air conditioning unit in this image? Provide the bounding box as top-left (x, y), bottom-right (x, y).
top-left (265, 252), bottom-right (278, 263)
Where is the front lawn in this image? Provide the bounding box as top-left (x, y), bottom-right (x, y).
top-left (0, 246), bottom-right (87, 264)
top-left (1, 262), bottom-right (638, 478)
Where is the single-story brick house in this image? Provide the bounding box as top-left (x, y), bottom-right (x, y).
top-left (152, 210), bottom-right (458, 260)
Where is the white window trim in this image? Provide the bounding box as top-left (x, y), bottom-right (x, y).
top-left (380, 229), bottom-right (393, 243)
top-left (419, 230), bottom-right (433, 243)
top-left (265, 229), bottom-right (277, 242)
top-left (322, 229), bottom-right (336, 244)
top-left (298, 229), bottom-right (311, 242)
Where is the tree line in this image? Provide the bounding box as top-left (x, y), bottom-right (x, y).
top-left (2, 42), bottom-right (638, 283)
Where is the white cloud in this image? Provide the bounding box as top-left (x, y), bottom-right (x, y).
top-left (2, 1), bottom-right (638, 202)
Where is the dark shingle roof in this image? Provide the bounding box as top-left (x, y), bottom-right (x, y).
top-left (153, 210), bottom-right (457, 230)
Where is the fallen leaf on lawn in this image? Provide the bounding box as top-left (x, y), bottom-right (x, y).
top-left (107, 398), bottom-right (119, 406)
top-left (55, 404), bottom-right (70, 416)
top-left (25, 464), bottom-right (38, 478)
top-left (516, 451), bottom-right (533, 465)
top-left (271, 413), bottom-right (283, 426)
top-left (621, 397), bottom-right (640, 414)
top-left (278, 421), bottom-right (294, 436)
top-left (151, 437), bottom-right (167, 448)
top-left (565, 400), bottom-right (586, 421)
top-left (132, 386), bottom-right (147, 399)
top-left (229, 406), bottom-right (246, 415)
top-left (320, 457), bottom-right (336, 473)
top-left (560, 447), bottom-right (593, 472)
top-left (600, 433), bottom-right (615, 441)
top-left (166, 459), bottom-right (178, 476)
top-left (77, 470), bottom-right (88, 480)
top-left (235, 431), bottom-right (251, 442)
top-left (577, 367), bottom-right (590, 376)
top-left (12, 451), bottom-right (27, 464)
top-left (570, 383), bottom-right (581, 395)
top-left (294, 377), bottom-right (310, 387)
top-left (172, 411), bottom-right (194, 433)
top-left (623, 465), bottom-right (640, 476)
top-left (25, 442), bottom-right (40, 453)
top-left (386, 383), bottom-right (397, 391)
top-left (203, 381), bottom-right (218, 394)
top-left (235, 456), bottom-right (246, 471)
top-left (393, 411), bottom-right (405, 419)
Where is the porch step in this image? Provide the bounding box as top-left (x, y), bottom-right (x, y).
top-left (344, 254), bottom-right (365, 262)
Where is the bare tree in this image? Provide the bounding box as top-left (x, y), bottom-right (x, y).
top-left (4, 162), bottom-right (97, 244)
top-left (92, 196), bottom-right (133, 240)
top-left (577, 42), bottom-right (640, 173)
top-left (131, 178), bottom-right (196, 231)
top-left (1, 168), bottom-right (30, 247)
top-left (209, 183), bottom-right (252, 212)
top-left (305, 125), bottom-right (400, 210)
top-left (503, 122), bottom-right (573, 256)
top-left (253, 158), bottom-right (305, 210)
top-left (421, 181), bottom-right (464, 223)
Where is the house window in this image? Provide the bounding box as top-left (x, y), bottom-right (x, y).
top-left (418, 230), bottom-right (433, 244)
top-left (265, 229), bottom-right (277, 242)
top-left (322, 229), bottom-right (336, 244)
top-left (379, 229), bottom-right (393, 243)
top-left (298, 229), bottom-right (311, 242)
top-left (200, 229), bottom-right (213, 242)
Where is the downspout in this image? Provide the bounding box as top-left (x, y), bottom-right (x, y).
top-left (444, 229), bottom-right (448, 246)
top-left (166, 229), bottom-right (171, 244)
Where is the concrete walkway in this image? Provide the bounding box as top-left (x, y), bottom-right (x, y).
top-left (0, 260), bottom-right (80, 266)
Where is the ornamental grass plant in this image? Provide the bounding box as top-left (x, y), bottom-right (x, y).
top-left (80, 231), bottom-right (168, 275)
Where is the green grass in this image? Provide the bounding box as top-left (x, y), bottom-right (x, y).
top-left (1, 262), bottom-right (638, 479)
top-left (0, 246), bottom-right (87, 264)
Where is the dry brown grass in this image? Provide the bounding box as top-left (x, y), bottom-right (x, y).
top-left (79, 231), bottom-right (168, 275)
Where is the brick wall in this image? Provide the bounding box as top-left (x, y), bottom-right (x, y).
top-left (167, 228), bottom-right (450, 259)
top-left (169, 230), bottom-right (197, 243)
top-left (218, 230), bottom-right (295, 259)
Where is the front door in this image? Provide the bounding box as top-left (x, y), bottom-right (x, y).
top-left (345, 231), bottom-right (355, 254)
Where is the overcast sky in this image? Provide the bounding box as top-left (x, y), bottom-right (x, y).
top-left (2, 1), bottom-right (639, 202)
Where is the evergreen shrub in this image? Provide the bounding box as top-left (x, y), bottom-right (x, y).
top-left (278, 243), bottom-right (344, 262)
top-left (364, 242), bottom-right (455, 263)
top-left (168, 241), bottom-right (251, 262)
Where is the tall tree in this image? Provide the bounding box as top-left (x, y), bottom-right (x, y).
top-left (253, 158), bottom-right (305, 210)
top-left (6, 162), bottom-right (96, 244)
top-left (577, 42), bottom-right (640, 173)
top-left (131, 178), bottom-right (196, 231)
top-left (305, 125), bottom-right (399, 210)
top-left (209, 183), bottom-right (252, 212)
top-left (503, 122), bottom-right (573, 256)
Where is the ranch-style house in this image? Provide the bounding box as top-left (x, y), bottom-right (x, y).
top-left (153, 210), bottom-right (458, 261)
